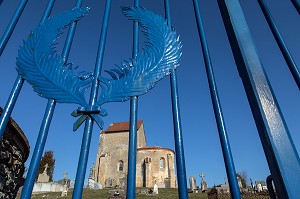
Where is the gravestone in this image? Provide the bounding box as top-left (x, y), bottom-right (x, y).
top-left (200, 172), bottom-right (208, 191)
top-left (61, 171), bottom-right (68, 196)
top-left (119, 178), bottom-right (126, 190)
top-left (105, 178), bottom-right (113, 188)
top-left (61, 184), bottom-right (68, 196)
top-left (164, 177), bottom-right (171, 188)
top-left (256, 181), bottom-right (263, 192)
top-left (37, 164), bottom-right (49, 183)
top-left (189, 176), bottom-right (197, 190)
top-left (237, 176), bottom-right (242, 188)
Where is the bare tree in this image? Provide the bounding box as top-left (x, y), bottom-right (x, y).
top-left (237, 171), bottom-right (248, 188)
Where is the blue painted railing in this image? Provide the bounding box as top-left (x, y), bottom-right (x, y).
top-left (126, 0), bottom-right (139, 198)
top-left (0, 0), bottom-right (29, 139)
top-left (291, 0), bottom-right (300, 14)
top-left (164, 1), bottom-right (188, 198)
top-left (217, 0), bottom-right (300, 198)
top-left (0, 0), bottom-right (28, 55)
top-left (258, 0), bottom-right (300, 89)
top-left (192, 0), bottom-right (241, 198)
top-left (0, 1), bottom-right (299, 199)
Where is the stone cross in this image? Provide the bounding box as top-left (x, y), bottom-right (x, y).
top-left (200, 172), bottom-right (205, 181)
top-left (200, 172), bottom-right (208, 191)
top-left (63, 171), bottom-right (68, 179)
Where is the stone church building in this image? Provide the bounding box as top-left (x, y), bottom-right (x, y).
top-left (93, 121), bottom-right (176, 188)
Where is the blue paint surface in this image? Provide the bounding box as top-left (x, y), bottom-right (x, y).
top-left (0, 1), bottom-right (299, 194)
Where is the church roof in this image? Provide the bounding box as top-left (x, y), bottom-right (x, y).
top-left (138, 146), bottom-right (175, 154)
top-left (101, 120), bottom-right (143, 134)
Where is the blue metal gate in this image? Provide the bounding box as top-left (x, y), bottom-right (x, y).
top-left (0, 1), bottom-right (299, 199)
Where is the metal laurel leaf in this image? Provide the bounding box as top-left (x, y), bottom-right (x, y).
top-left (16, 8), bottom-right (92, 106)
top-left (97, 7), bottom-right (182, 106)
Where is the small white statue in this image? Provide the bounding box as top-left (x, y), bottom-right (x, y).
top-left (43, 164), bottom-right (48, 174)
top-left (153, 183), bottom-right (158, 194)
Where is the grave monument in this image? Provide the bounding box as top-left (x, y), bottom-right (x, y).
top-left (200, 172), bottom-right (208, 191)
top-left (37, 164), bottom-right (50, 183)
top-left (189, 176), bottom-right (197, 191)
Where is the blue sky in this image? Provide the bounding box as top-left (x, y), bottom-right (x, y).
top-left (0, 0), bottom-right (299, 188)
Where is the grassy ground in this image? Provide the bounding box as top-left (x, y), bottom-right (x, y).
top-left (17, 188), bottom-right (208, 199)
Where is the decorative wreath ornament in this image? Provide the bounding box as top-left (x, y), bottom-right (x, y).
top-left (16, 6), bottom-right (182, 131)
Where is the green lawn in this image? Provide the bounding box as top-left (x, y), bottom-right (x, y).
top-left (17, 188), bottom-right (208, 199)
top-left (17, 189), bottom-right (271, 198)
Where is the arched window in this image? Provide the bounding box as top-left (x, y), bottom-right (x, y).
top-left (118, 160), bottom-right (124, 172)
top-left (159, 157), bottom-right (165, 169)
top-left (145, 156), bottom-right (152, 163)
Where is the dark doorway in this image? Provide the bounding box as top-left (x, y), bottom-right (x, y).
top-left (142, 160), bottom-right (146, 187)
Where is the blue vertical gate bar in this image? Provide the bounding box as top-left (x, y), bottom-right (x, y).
top-left (21, 0), bottom-right (88, 198)
top-left (126, 0), bottom-right (139, 198)
top-left (19, 1), bottom-right (56, 198)
top-left (0, 77), bottom-right (24, 138)
top-left (0, 0), bottom-right (52, 140)
top-left (258, 0), bottom-right (300, 89)
top-left (0, 0), bottom-right (28, 56)
top-left (0, 1), bottom-right (29, 139)
top-left (217, 0), bottom-right (300, 198)
top-left (291, 0), bottom-right (300, 14)
top-left (20, 100), bottom-right (56, 199)
top-left (0, 1), bottom-right (55, 138)
top-left (164, 1), bottom-right (188, 199)
top-left (192, 0), bottom-right (241, 198)
top-left (72, 0), bottom-right (111, 198)
top-left (127, 96), bottom-right (138, 198)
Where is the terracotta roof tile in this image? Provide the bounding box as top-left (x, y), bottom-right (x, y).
top-left (101, 120), bottom-right (143, 134)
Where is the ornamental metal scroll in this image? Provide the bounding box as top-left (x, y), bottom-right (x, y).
top-left (16, 6), bottom-right (182, 131)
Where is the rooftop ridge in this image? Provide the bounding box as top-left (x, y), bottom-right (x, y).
top-left (101, 120), bottom-right (143, 134)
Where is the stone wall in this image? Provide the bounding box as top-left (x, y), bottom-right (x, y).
top-left (0, 108), bottom-right (30, 198)
top-left (95, 123), bottom-right (146, 186)
top-left (32, 182), bottom-right (64, 193)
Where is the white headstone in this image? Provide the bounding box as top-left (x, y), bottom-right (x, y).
top-left (37, 173), bottom-right (49, 183)
top-left (237, 176), bottom-right (243, 188)
top-left (153, 183), bottom-right (158, 194)
top-left (61, 184), bottom-right (68, 196)
top-left (37, 164), bottom-right (50, 183)
top-left (257, 183), bottom-right (262, 192)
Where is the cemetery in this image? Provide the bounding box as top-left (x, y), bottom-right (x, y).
top-left (15, 187), bottom-right (271, 199)
top-left (0, 0), bottom-right (300, 199)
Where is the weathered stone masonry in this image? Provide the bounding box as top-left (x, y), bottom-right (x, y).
top-left (94, 121), bottom-right (176, 188)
